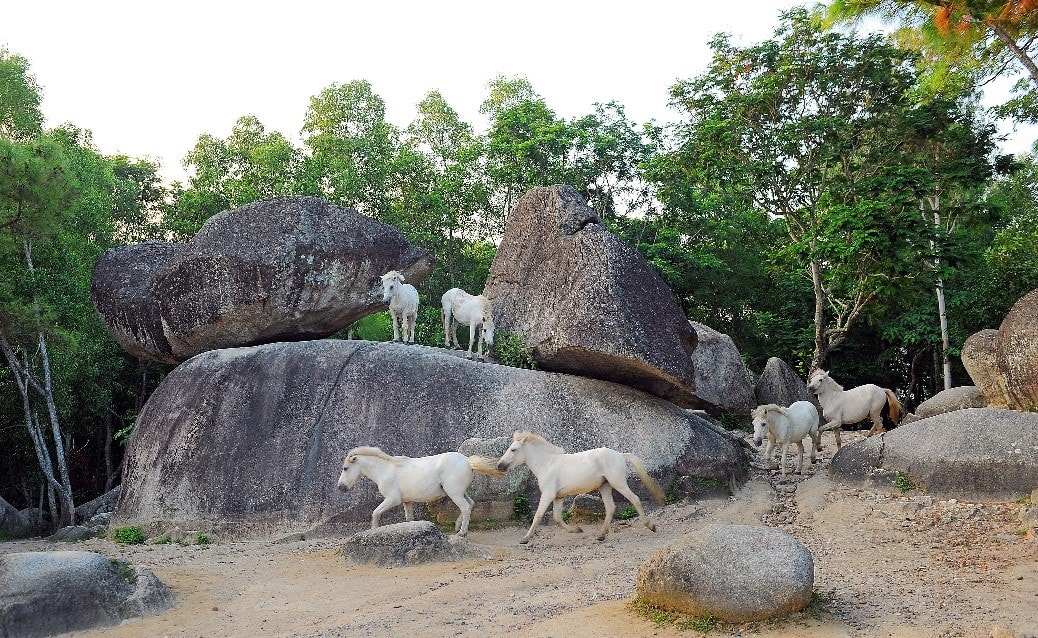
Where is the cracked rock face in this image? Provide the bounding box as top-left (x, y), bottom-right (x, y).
top-left (483, 185), bottom-right (700, 408)
top-left (115, 339), bottom-right (745, 538)
top-left (962, 289), bottom-right (1038, 412)
top-left (91, 196), bottom-right (434, 364)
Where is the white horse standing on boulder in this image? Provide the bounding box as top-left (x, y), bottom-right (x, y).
top-left (380, 270), bottom-right (419, 344)
top-left (751, 401), bottom-right (820, 476)
top-left (441, 287), bottom-right (495, 359)
top-left (337, 446), bottom-right (503, 537)
top-left (807, 369), bottom-right (904, 449)
top-left (496, 431), bottom-right (665, 544)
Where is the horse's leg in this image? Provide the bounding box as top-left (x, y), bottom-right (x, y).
top-left (608, 477), bottom-right (655, 533)
top-left (371, 495), bottom-right (402, 529)
top-left (867, 407), bottom-right (885, 436)
top-left (763, 439), bottom-right (778, 470)
top-left (466, 320), bottom-right (477, 359)
top-left (551, 497), bottom-right (582, 534)
top-left (402, 502), bottom-right (414, 522)
top-left (390, 309), bottom-right (401, 342)
top-left (794, 440), bottom-right (805, 474)
top-left (442, 306), bottom-right (451, 347)
top-left (780, 440), bottom-right (790, 477)
top-left (834, 426), bottom-right (843, 449)
top-left (444, 484), bottom-right (473, 537)
top-left (521, 492), bottom-right (555, 544)
top-left (595, 486), bottom-right (617, 541)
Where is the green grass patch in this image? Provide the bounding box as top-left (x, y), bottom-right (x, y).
top-left (107, 558), bottom-right (137, 584)
top-left (111, 526), bottom-right (146, 545)
top-left (615, 505), bottom-right (639, 520)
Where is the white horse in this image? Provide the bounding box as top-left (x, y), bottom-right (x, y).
top-left (337, 446), bottom-right (503, 536)
top-left (440, 287), bottom-right (495, 359)
top-left (380, 271), bottom-right (419, 344)
top-left (751, 401), bottom-right (820, 476)
top-left (496, 431), bottom-right (665, 544)
top-left (807, 369), bottom-right (904, 449)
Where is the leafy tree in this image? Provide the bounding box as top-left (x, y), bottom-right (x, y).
top-left (0, 48), bottom-right (44, 141)
top-left (663, 9), bottom-right (995, 371)
top-left (301, 81), bottom-right (398, 219)
top-left (824, 0), bottom-right (1038, 121)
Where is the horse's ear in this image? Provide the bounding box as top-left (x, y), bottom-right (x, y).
top-left (398, 272), bottom-right (406, 282)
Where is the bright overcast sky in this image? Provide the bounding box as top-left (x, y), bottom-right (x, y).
top-left (4, 1), bottom-right (1036, 185)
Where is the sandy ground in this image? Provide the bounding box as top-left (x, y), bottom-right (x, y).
top-left (4, 430), bottom-right (1037, 638)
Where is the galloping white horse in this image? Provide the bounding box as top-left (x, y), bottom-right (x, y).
top-left (751, 401), bottom-right (820, 476)
top-left (807, 369), bottom-right (904, 449)
top-left (380, 271), bottom-right (419, 344)
top-left (441, 287), bottom-right (495, 359)
top-left (337, 446), bottom-right (503, 536)
top-left (496, 431), bottom-right (665, 544)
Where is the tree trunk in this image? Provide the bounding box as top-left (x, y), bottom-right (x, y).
top-left (923, 195), bottom-right (953, 391)
top-left (986, 19), bottom-right (1038, 86)
top-left (809, 256), bottom-right (829, 371)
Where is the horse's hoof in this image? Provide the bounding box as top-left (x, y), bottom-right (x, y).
top-left (596, 535), bottom-right (607, 542)
top-left (519, 538), bottom-right (530, 545)
top-left (573, 526), bottom-right (583, 533)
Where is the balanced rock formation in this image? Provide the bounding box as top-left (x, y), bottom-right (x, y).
top-left (829, 408), bottom-right (1038, 502)
top-left (689, 322), bottom-right (755, 415)
top-left (116, 339), bottom-right (745, 537)
top-left (92, 196), bottom-right (434, 364)
top-left (482, 186), bottom-right (699, 408)
top-left (637, 524), bottom-right (814, 622)
top-left (961, 329), bottom-right (1011, 409)
top-left (0, 551), bottom-right (174, 637)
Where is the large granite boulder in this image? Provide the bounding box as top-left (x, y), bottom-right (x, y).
top-left (0, 551), bottom-right (174, 637)
top-left (689, 322), bottom-right (755, 415)
top-left (116, 340), bottom-right (745, 538)
top-left (996, 289), bottom-right (1038, 411)
top-left (754, 357), bottom-right (817, 409)
top-left (482, 186), bottom-right (700, 408)
top-left (829, 408), bottom-right (1038, 501)
top-left (913, 386), bottom-right (988, 419)
top-left (961, 329), bottom-right (1011, 409)
top-left (636, 524), bottom-right (814, 622)
top-left (92, 196), bottom-right (435, 364)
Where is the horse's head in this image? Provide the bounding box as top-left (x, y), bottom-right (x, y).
top-left (806, 369), bottom-right (829, 394)
top-left (750, 406), bottom-right (770, 446)
top-left (380, 271), bottom-right (405, 304)
top-left (337, 453), bottom-right (363, 491)
top-left (497, 430), bottom-right (531, 472)
top-left (481, 312), bottom-right (496, 348)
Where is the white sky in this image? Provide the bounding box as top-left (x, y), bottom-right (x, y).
top-left (4, 1), bottom-right (1036, 185)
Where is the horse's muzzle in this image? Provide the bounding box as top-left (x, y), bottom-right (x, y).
top-left (496, 461), bottom-right (511, 473)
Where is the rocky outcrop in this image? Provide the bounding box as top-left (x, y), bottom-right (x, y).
top-left (829, 408), bottom-right (1038, 501)
top-left (482, 186), bottom-right (700, 408)
top-left (92, 196), bottom-right (434, 364)
top-left (1, 496), bottom-right (31, 538)
top-left (689, 322), bottom-right (755, 415)
top-left (913, 386), bottom-right (987, 419)
top-left (996, 289), bottom-right (1038, 411)
top-left (961, 329), bottom-right (1011, 409)
top-left (0, 551), bottom-right (174, 637)
top-left (636, 524), bottom-right (814, 622)
top-left (339, 521), bottom-right (489, 566)
top-left (116, 339), bottom-right (745, 538)
top-left (754, 357), bottom-right (817, 409)
top-left (75, 485), bottom-right (121, 521)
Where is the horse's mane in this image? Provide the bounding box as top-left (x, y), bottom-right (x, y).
top-left (380, 270), bottom-right (404, 281)
top-left (515, 431), bottom-right (565, 454)
top-left (347, 446), bottom-right (404, 464)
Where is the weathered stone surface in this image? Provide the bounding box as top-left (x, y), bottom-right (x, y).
top-left (830, 408), bottom-right (1038, 501)
top-left (482, 186), bottom-right (699, 408)
top-left (637, 524), bottom-right (814, 622)
top-left (0, 551), bottom-right (174, 637)
top-left (1, 496), bottom-right (31, 538)
top-left (92, 196), bottom-right (435, 364)
top-left (339, 521), bottom-right (488, 566)
top-left (75, 485), bottom-right (121, 521)
top-left (48, 525), bottom-right (97, 541)
top-left (962, 329), bottom-right (1011, 409)
top-left (116, 339), bottom-right (745, 538)
top-left (914, 386), bottom-right (988, 419)
top-left (754, 357), bottom-right (817, 409)
top-left (689, 322), bottom-right (755, 415)
top-left (996, 289), bottom-right (1038, 411)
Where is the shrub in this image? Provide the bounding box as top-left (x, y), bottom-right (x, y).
top-left (492, 330), bottom-right (537, 370)
top-left (111, 526), bottom-right (146, 545)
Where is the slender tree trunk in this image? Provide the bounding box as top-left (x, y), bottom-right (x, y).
top-left (809, 256), bottom-right (828, 371)
top-left (923, 196), bottom-right (953, 390)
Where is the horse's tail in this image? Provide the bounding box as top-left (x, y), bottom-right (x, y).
top-left (882, 389), bottom-right (904, 429)
top-left (623, 454), bottom-right (666, 505)
top-left (468, 455), bottom-right (505, 477)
